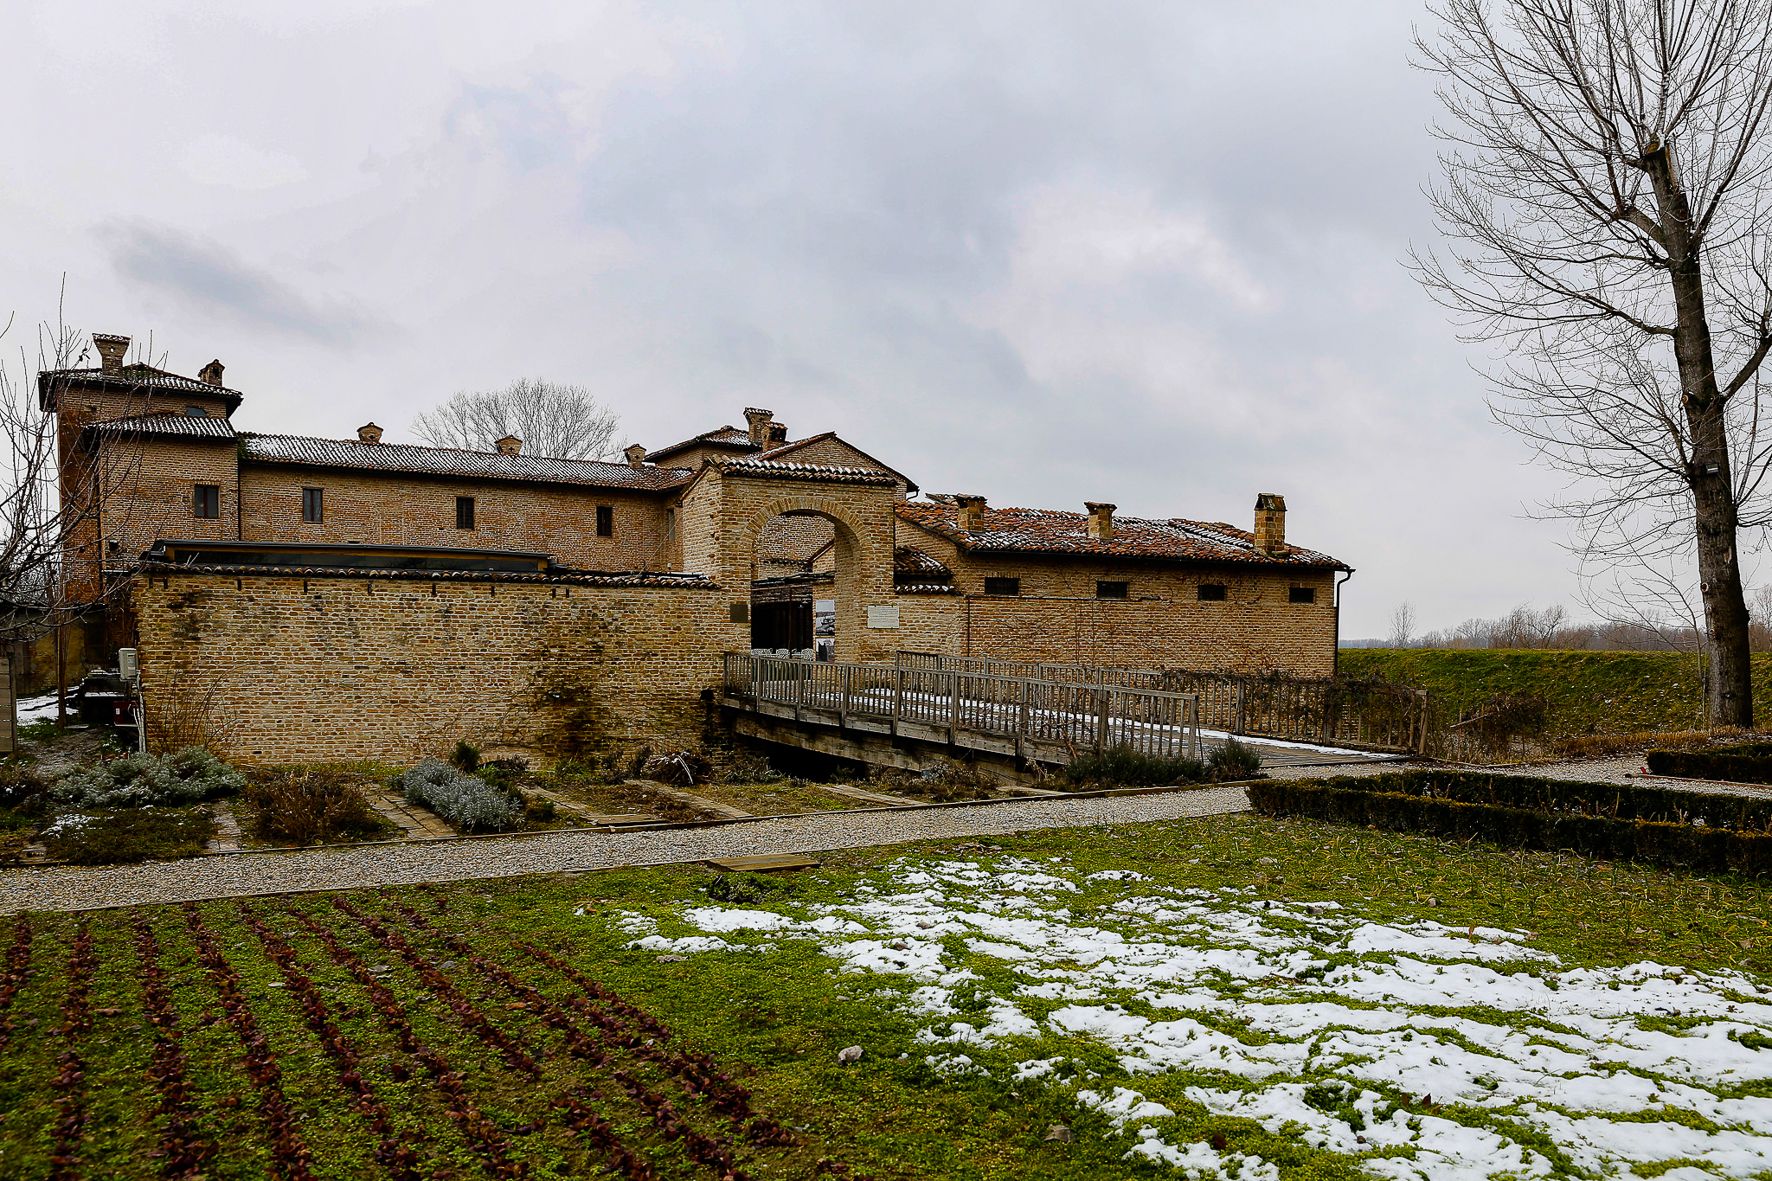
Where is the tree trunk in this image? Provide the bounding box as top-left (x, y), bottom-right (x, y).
top-left (1642, 143), bottom-right (1756, 728)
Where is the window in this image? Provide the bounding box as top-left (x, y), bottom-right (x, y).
top-left (1096, 580), bottom-right (1129, 600)
top-left (983, 576), bottom-right (1021, 596)
top-left (1289, 585), bottom-right (1317, 604)
top-left (596, 505), bottom-right (614, 537)
top-left (1197, 582), bottom-right (1227, 602)
top-left (193, 484), bottom-right (220, 519)
top-left (301, 487), bottom-right (324, 524)
top-left (183, 404), bottom-right (208, 418)
top-left (456, 496), bottom-right (476, 530)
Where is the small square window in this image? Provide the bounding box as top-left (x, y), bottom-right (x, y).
top-left (596, 505), bottom-right (614, 537)
top-left (1289, 585), bottom-right (1316, 604)
top-left (456, 496), bottom-right (476, 530)
top-left (301, 487), bottom-right (324, 524)
top-left (1197, 582), bottom-right (1227, 602)
top-left (1096, 580), bottom-right (1129, 600)
top-left (983, 576), bottom-right (1021, 596)
top-left (193, 484), bottom-right (220, 519)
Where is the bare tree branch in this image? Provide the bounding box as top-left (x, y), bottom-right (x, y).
top-left (410, 378), bottom-right (622, 460)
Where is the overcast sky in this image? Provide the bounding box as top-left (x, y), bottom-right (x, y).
top-left (1, 0), bottom-right (1619, 638)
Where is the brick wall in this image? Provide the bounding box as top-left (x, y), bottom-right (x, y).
top-left (237, 468), bottom-right (671, 570)
top-left (68, 438), bottom-right (242, 599)
top-left (132, 570), bottom-right (748, 765)
top-left (891, 558), bottom-right (1339, 676)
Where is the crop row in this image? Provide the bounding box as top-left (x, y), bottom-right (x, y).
top-left (48, 922), bottom-right (94, 1181)
top-left (281, 905), bottom-right (526, 1177)
top-left (131, 914), bottom-right (214, 1178)
top-left (376, 900), bottom-right (747, 1179)
top-left (236, 906), bottom-right (422, 1180)
top-left (0, 914), bottom-right (32, 1053)
top-left (181, 905), bottom-right (315, 1180)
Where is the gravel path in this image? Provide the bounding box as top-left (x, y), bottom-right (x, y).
top-left (0, 787), bottom-right (1250, 915)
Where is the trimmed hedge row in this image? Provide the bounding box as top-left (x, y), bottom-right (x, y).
top-left (1646, 743), bottom-right (1772, 785)
top-left (1246, 771), bottom-right (1772, 876)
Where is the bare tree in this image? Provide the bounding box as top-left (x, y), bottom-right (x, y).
top-left (410, 378), bottom-right (621, 460)
top-left (1388, 601), bottom-right (1417, 647)
top-left (1414, 0), bottom-right (1772, 725)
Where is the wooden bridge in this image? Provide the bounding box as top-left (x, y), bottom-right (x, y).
top-left (721, 652), bottom-right (1203, 773)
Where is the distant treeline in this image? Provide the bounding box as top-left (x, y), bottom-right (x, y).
top-left (1351, 600), bottom-right (1772, 653)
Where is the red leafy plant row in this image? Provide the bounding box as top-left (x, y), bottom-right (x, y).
top-left (48, 922), bottom-right (95, 1181)
top-left (0, 914), bottom-right (33, 1052)
top-left (180, 904), bottom-right (315, 1181)
top-left (330, 898), bottom-right (539, 1077)
top-left (377, 900), bottom-right (746, 1180)
top-left (235, 905), bottom-right (421, 1180)
top-left (520, 939), bottom-right (796, 1148)
top-left (282, 906), bottom-right (526, 1179)
top-left (131, 915), bottom-right (215, 1178)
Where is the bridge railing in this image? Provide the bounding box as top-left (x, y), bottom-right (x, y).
top-left (894, 651), bottom-right (1429, 754)
top-left (723, 652), bottom-right (1201, 761)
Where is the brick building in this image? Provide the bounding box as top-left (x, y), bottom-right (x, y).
top-left (42, 334), bottom-right (1352, 763)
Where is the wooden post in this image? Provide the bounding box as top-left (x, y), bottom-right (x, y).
top-left (948, 670), bottom-right (961, 743)
top-left (1095, 688), bottom-right (1110, 751)
top-left (891, 666), bottom-right (903, 736)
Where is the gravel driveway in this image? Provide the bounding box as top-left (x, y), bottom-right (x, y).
top-left (0, 786), bottom-right (1251, 914)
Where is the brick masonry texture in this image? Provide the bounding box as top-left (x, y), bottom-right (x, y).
top-left (133, 571), bottom-right (747, 766)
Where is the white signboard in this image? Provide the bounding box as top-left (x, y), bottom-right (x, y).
top-left (866, 604), bottom-right (901, 629)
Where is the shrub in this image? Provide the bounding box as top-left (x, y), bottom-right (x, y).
top-left (243, 771), bottom-right (391, 845)
top-left (641, 749), bottom-right (712, 786)
top-left (870, 761), bottom-right (999, 802)
top-left (1247, 770), bottom-right (1772, 876)
top-left (450, 740), bottom-right (482, 773)
top-left (1064, 746), bottom-right (1207, 788)
top-left (49, 748), bottom-right (245, 810)
top-left (1646, 743), bottom-right (1772, 785)
top-left (1207, 737), bottom-right (1263, 780)
top-left (397, 758), bottom-right (521, 833)
top-left (40, 808), bottom-right (216, 865)
top-left (18, 719), bottom-right (61, 743)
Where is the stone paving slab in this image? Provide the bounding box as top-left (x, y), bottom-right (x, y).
top-left (0, 787), bottom-right (1251, 914)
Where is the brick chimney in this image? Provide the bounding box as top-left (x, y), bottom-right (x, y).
top-left (198, 359), bottom-right (225, 386)
top-left (624, 442), bottom-right (647, 469)
top-left (92, 333), bottom-right (129, 373)
top-left (356, 422), bottom-right (383, 443)
top-left (954, 494), bottom-right (987, 532)
top-left (768, 421), bottom-right (788, 445)
top-left (496, 435), bottom-right (522, 456)
top-left (744, 407), bottom-right (774, 448)
top-left (1085, 501), bottom-right (1116, 541)
top-left (1253, 493), bottom-right (1287, 553)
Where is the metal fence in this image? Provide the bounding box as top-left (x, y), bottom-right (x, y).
top-left (723, 652), bottom-right (1201, 761)
top-left (893, 651), bottom-right (1429, 753)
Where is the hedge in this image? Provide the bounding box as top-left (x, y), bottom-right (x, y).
top-left (1646, 743), bottom-right (1772, 785)
top-left (1246, 770), bottom-right (1772, 876)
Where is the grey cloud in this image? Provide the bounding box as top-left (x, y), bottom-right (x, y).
top-left (100, 221), bottom-right (378, 344)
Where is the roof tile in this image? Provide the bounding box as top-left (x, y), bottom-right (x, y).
top-left (895, 501), bottom-right (1348, 569)
top-left (239, 433), bottom-right (694, 491)
top-left (88, 412), bottom-right (238, 440)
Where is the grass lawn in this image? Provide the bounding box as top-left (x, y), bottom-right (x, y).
top-left (1, 816), bottom-right (1769, 1178)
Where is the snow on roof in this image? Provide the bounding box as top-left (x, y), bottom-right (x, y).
top-left (895, 501), bottom-right (1349, 569)
top-left (239, 433), bottom-right (695, 492)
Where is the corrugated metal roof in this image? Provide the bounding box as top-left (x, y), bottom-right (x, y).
top-left (895, 501), bottom-right (1349, 570)
top-left (239, 433), bottom-right (695, 491)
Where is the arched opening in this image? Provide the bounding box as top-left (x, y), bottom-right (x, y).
top-left (749, 508), bottom-right (858, 660)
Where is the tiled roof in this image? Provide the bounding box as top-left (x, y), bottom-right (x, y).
top-left (239, 433), bottom-right (695, 491)
top-left (717, 457), bottom-right (899, 486)
top-left (894, 546), bottom-right (952, 577)
top-left (645, 425), bottom-right (758, 462)
top-left (755, 431), bottom-right (918, 490)
top-left (38, 363), bottom-right (244, 408)
top-left (895, 501), bottom-right (1349, 569)
top-left (87, 413), bottom-right (238, 440)
top-left (138, 560), bottom-right (718, 589)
